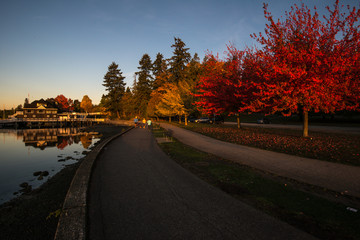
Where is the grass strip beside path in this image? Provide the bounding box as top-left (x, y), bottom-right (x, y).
top-left (153, 126), bottom-right (360, 240)
top-left (177, 123), bottom-right (360, 166)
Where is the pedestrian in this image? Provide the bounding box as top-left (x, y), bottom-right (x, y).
top-left (134, 116), bottom-right (138, 128)
top-left (147, 119), bottom-right (152, 130)
top-left (142, 118), bottom-right (146, 128)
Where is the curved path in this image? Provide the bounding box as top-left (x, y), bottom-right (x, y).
top-left (160, 123), bottom-right (360, 199)
top-left (88, 127), bottom-right (316, 240)
top-left (225, 122), bottom-right (360, 135)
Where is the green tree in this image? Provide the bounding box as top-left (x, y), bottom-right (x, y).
top-left (134, 54), bottom-right (153, 117)
top-left (169, 37), bottom-right (191, 83)
top-left (102, 62), bottom-right (126, 119)
top-left (73, 99), bottom-right (81, 112)
top-left (99, 94), bottom-right (111, 117)
top-left (121, 87), bottom-right (136, 118)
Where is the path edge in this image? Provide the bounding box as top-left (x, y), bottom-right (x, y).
top-left (54, 126), bottom-right (134, 240)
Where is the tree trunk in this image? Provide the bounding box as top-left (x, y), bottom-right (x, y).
top-left (303, 110), bottom-right (309, 137)
top-left (185, 115), bottom-right (188, 126)
top-left (236, 114), bottom-right (241, 129)
top-left (169, 116), bottom-right (171, 123)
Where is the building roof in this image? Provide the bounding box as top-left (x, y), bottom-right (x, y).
top-left (24, 99), bottom-right (58, 109)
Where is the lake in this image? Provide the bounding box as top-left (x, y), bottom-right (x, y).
top-left (0, 128), bottom-right (101, 204)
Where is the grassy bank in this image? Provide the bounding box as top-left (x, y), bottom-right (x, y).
top-left (177, 123), bottom-right (360, 166)
top-left (225, 112), bottom-right (360, 127)
top-left (0, 124), bottom-right (128, 240)
top-left (152, 125), bottom-right (360, 240)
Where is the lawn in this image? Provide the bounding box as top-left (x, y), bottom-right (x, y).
top-left (180, 123), bottom-right (360, 166)
top-left (152, 125), bottom-right (360, 240)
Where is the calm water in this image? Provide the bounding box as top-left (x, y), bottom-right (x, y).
top-left (0, 128), bottom-right (101, 204)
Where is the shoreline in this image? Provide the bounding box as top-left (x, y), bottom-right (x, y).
top-left (0, 124), bottom-right (130, 240)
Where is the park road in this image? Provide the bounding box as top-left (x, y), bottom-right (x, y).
top-left (88, 127), bottom-right (316, 240)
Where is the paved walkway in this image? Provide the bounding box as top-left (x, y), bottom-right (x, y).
top-left (88, 127), bottom-right (316, 240)
top-left (224, 122), bottom-right (360, 135)
top-left (160, 123), bottom-right (360, 198)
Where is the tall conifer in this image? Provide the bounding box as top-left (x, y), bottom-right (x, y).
top-left (152, 53), bottom-right (168, 89)
top-left (134, 54), bottom-right (153, 116)
top-left (102, 62), bottom-right (126, 118)
top-left (169, 37), bottom-right (191, 83)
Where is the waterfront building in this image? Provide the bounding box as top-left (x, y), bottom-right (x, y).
top-left (14, 99), bottom-right (58, 121)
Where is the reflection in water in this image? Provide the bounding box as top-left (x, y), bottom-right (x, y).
top-left (20, 128), bottom-right (101, 150)
top-left (0, 128), bottom-right (101, 204)
top-left (80, 135), bottom-right (92, 149)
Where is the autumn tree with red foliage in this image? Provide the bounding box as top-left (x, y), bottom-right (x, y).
top-left (55, 94), bottom-right (74, 112)
top-left (249, 0), bottom-right (360, 137)
top-left (195, 46), bottom-right (255, 128)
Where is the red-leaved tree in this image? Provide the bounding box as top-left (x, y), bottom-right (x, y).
top-left (55, 94), bottom-right (74, 112)
top-left (250, 0), bottom-right (360, 137)
top-left (195, 46), bottom-right (256, 128)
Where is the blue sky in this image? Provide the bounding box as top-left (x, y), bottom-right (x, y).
top-left (0, 0), bottom-right (358, 108)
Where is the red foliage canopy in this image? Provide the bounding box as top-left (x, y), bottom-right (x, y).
top-left (249, 0), bottom-right (360, 115)
top-left (55, 94), bottom-right (74, 112)
top-left (195, 46), bottom-right (256, 116)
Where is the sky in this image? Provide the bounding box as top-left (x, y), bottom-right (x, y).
top-left (0, 0), bottom-right (358, 109)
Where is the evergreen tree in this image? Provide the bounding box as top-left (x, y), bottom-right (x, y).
top-left (169, 37), bottom-right (191, 83)
top-left (120, 87), bottom-right (135, 118)
top-left (181, 53), bottom-right (201, 119)
top-left (99, 94), bottom-right (110, 116)
top-left (152, 53), bottom-right (167, 76)
top-left (152, 53), bottom-right (168, 89)
top-left (186, 53), bottom-right (201, 84)
top-left (134, 54), bottom-right (153, 116)
top-left (102, 62), bottom-right (126, 118)
top-left (73, 99), bottom-right (81, 112)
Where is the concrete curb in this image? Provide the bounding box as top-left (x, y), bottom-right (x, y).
top-left (54, 126), bottom-right (134, 240)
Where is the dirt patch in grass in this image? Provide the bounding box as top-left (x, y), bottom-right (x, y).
top-left (0, 124), bottom-right (129, 240)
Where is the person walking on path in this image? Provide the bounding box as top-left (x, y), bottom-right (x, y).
top-left (88, 128), bottom-right (315, 240)
top-left (142, 118), bottom-right (146, 128)
top-left (146, 119), bottom-right (152, 130)
top-left (134, 116), bottom-right (138, 128)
